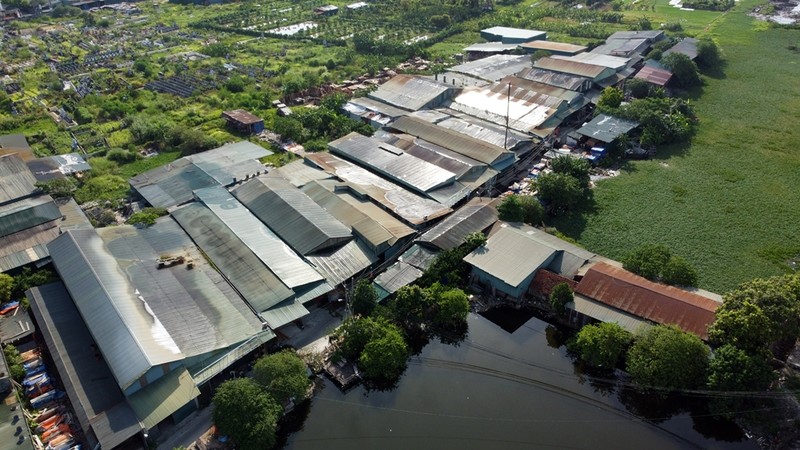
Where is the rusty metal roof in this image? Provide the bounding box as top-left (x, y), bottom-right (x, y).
top-left (533, 57), bottom-right (611, 79)
top-left (519, 41), bottom-right (587, 54)
top-left (222, 109), bottom-right (263, 125)
top-left (575, 262), bottom-right (719, 340)
top-left (634, 65), bottom-right (673, 87)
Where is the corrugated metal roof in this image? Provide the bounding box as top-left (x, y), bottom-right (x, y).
top-left (377, 129), bottom-right (484, 178)
top-left (306, 238), bottom-right (377, 286)
top-left (464, 225), bottom-right (556, 287)
top-left (260, 298), bottom-right (310, 329)
top-left (329, 132), bottom-right (457, 194)
top-left (27, 282), bottom-right (142, 449)
top-left (575, 262), bottom-right (719, 339)
top-left (448, 55), bottom-right (532, 82)
top-left (368, 75), bottom-right (453, 111)
top-left (96, 219), bottom-right (264, 357)
top-left (607, 30), bottom-right (665, 41)
top-left (634, 65), bottom-right (673, 86)
top-left (449, 82), bottom-right (563, 133)
top-left (533, 57), bottom-right (611, 79)
top-left (425, 180), bottom-right (472, 207)
top-left (57, 197), bottom-right (92, 231)
top-left (130, 158), bottom-right (218, 208)
top-left (464, 42), bottom-right (519, 53)
top-left (519, 41), bottom-right (587, 54)
top-left (664, 37), bottom-right (699, 60)
top-left (130, 142), bottom-right (271, 208)
top-left (516, 67), bottom-right (588, 91)
top-left (0, 195), bottom-right (61, 238)
top-left (0, 220), bottom-right (58, 272)
top-left (592, 39), bottom-right (650, 58)
top-left (194, 186), bottom-right (324, 288)
top-left (48, 229), bottom-right (184, 390)
top-left (274, 160), bottom-right (334, 188)
top-left (301, 180), bottom-right (411, 253)
top-left (399, 243), bottom-right (438, 271)
top-left (223, 110), bottom-right (263, 125)
top-left (552, 53), bottom-right (630, 70)
top-left (304, 153), bottom-right (452, 226)
top-left (374, 261), bottom-right (423, 295)
top-left (127, 367), bottom-right (200, 430)
top-left (294, 280), bottom-right (335, 304)
top-left (481, 27), bottom-right (546, 42)
top-left (389, 116), bottom-right (514, 168)
top-left (232, 176), bottom-right (352, 255)
top-left (0, 154), bottom-right (37, 204)
top-left (344, 97), bottom-right (409, 126)
top-left (570, 293), bottom-right (651, 336)
top-left (576, 114), bottom-right (640, 143)
top-left (519, 225), bottom-right (595, 264)
top-left (419, 198), bottom-right (498, 250)
top-left (171, 202), bottom-right (295, 315)
top-left (437, 115), bottom-right (533, 152)
top-left (27, 153), bottom-right (91, 182)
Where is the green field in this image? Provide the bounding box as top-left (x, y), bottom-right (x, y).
top-left (553, 0), bottom-right (800, 293)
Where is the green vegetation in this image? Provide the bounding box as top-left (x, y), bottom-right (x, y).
top-left (351, 279), bottom-right (378, 317)
top-left (418, 231), bottom-right (486, 287)
top-left (623, 244), bottom-right (699, 287)
top-left (573, 323), bottom-right (633, 369)
top-left (253, 350), bottom-right (312, 405)
top-left (549, 282), bottom-right (573, 316)
top-left (0, 274), bottom-right (13, 303)
top-left (212, 378), bottom-right (282, 450)
top-left (127, 207), bottom-right (169, 227)
top-left (497, 194), bottom-right (544, 225)
top-left (556, 0), bottom-right (800, 293)
top-left (3, 344), bottom-right (25, 381)
top-left (334, 316), bottom-right (409, 382)
top-left (707, 344), bottom-right (774, 391)
top-left (626, 325), bottom-right (709, 390)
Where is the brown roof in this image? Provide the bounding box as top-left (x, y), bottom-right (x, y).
top-left (634, 66), bottom-right (672, 87)
top-left (519, 41), bottom-right (588, 55)
top-left (574, 262), bottom-right (718, 339)
top-left (529, 269), bottom-right (577, 299)
top-left (222, 109), bottom-right (263, 125)
top-left (533, 57), bottom-right (609, 79)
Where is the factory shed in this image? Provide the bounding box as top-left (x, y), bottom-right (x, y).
top-left (368, 75), bottom-right (454, 112)
top-left (516, 67), bottom-right (591, 92)
top-left (343, 96), bottom-right (409, 128)
top-left (664, 37), bottom-right (699, 60)
top-left (232, 175), bottom-right (353, 255)
top-left (273, 160), bottom-right (334, 188)
top-left (447, 55), bottom-right (532, 83)
top-left (304, 152), bottom-right (453, 227)
top-left (301, 179), bottom-right (414, 255)
top-left (533, 57), bottom-right (616, 83)
top-left (306, 239), bottom-right (378, 286)
top-left (552, 53), bottom-right (631, 71)
top-left (575, 263), bottom-right (719, 340)
top-left (576, 114), bottom-right (640, 144)
top-left (464, 42), bottom-right (519, 61)
top-left (0, 154), bottom-right (38, 203)
top-left (388, 116), bottom-right (515, 170)
top-left (27, 282), bottom-right (143, 450)
top-left (519, 40), bottom-right (587, 56)
top-left (328, 132), bottom-right (457, 194)
top-left (0, 134), bottom-right (34, 161)
top-left (193, 186), bottom-right (324, 289)
top-left (480, 26), bottom-right (547, 44)
top-left (130, 141), bottom-right (270, 208)
top-left (373, 244), bottom-right (438, 300)
top-left (170, 202), bottom-right (295, 316)
top-left (419, 198), bottom-right (498, 251)
top-left (26, 153), bottom-right (91, 181)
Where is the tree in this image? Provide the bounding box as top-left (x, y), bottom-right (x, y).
top-left (661, 53), bottom-right (701, 87)
top-left (497, 194), bottom-right (524, 222)
top-left (623, 244), bottom-right (672, 281)
top-left (598, 86), bottom-right (624, 110)
top-left (550, 155), bottom-right (591, 189)
top-left (391, 285), bottom-right (431, 326)
top-left (626, 78), bottom-right (651, 99)
top-left (713, 274), bottom-right (800, 360)
top-left (212, 378), bottom-right (282, 450)
top-left (574, 323), bottom-right (633, 369)
top-left (430, 284), bottom-right (469, 329)
top-left (549, 282), bottom-right (573, 316)
top-left (661, 255), bottom-right (698, 287)
top-left (12, 267), bottom-right (55, 300)
top-left (36, 177), bottom-right (77, 198)
top-left (0, 273), bottom-right (13, 303)
top-left (253, 350), bottom-right (311, 405)
top-left (358, 325), bottom-right (409, 380)
top-left (518, 195), bottom-right (545, 225)
top-left (707, 344), bottom-right (774, 391)
top-left (695, 37), bottom-right (722, 69)
top-left (530, 50), bottom-right (551, 63)
top-left (536, 172), bottom-right (582, 215)
top-left (626, 325), bottom-right (709, 389)
top-left (708, 301), bottom-right (772, 353)
top-left (351, 279), bottom-right (378, 316)
top-left (3, 344), bottom-right (25, 381)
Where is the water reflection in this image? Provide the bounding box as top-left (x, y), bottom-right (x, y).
top-left (284, 312), bottom-right (758, 450)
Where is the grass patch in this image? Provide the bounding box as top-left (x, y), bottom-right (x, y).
top-left (551, 0), bottom-right (800, 293)
top-left (116, 151), bottom-right (182, 179)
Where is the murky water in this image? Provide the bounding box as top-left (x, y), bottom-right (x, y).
top-left (284, 313), bottom-right (758, 450)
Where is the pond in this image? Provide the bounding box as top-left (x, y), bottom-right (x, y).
top-left (284, 312), bottom-right (758, 450)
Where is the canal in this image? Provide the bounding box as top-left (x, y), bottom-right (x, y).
top-left (284, 312), bottom-right (758, 450)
